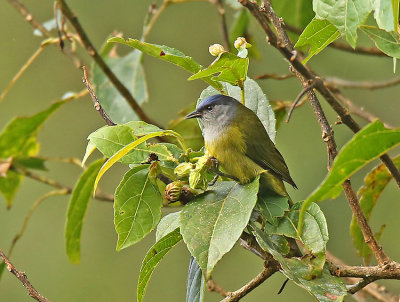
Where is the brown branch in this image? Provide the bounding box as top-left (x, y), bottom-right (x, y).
top-left (56, 0), bottom-right (160, 127)
top-left (240, 0), bottom-right (398, 266)
top-left (0, 249), bottom-right (50, 302)
top-left (142, 1), bottom-right (170, 41)
top-left (330, 261), bottom-right (400, 280)
top-left (254, 72), bottom-right (295, 80)
top-left (7, 0), bottom-right (51, 38)
top-left (82, 66), bottom-right (116, 126)
top-left (207, 278), bottom-right (228, 297)
top-left (332, 90), bottom-right (395, 129)
top-left (220, 259), bottom-right (280, 302)
top-left (286, 82), bottom-right (315, 123)
top-left (11, 166), bottom-right (114, 202)
top-left (213, 0), bottom-right (231, 51)
top-left (284, 23), bottom-right (386, 57)
top-left (325, 77), bottom-right (400, 90)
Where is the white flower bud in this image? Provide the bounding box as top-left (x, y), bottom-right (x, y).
top-left (234, 37), bottom-right (251, 50)
top-left (209, 44), bottom-right (225, 56)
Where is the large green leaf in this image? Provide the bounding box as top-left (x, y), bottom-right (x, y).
top-left (0, 101), bottom-right (65, 206)
top-left (156, 211), bottom-right (180, 242)
top-left (114, 165), bottom-right (162, 250)
top-left (186, 256), bottom-right (205, 302)
top-left (87, 124), bottom-right (180, 168)
top-left (198, 78), bottom-right (276, 142)
top-left (373, 0), bottom-right (398, 31)
top-left (361, 26), bottom-right (400, 59)
top-left (295, 18), bottom-right (340, 63)
top-left (168, 103), bottom-right (204, 151)
top-left (65, 159), bottom-right (104, 264)
top-left (350, 155), bottom-right (400, 264)
top-left (252, 226), bottom-right (346, 302)
top-left (271, 0), bottom-right (314, 28)
top-left (313, 0), bottom-right (372, 47)
top-left (180, 177), bottom-right (259, 278)
top-left (92, 49), bottom-right (148, 124)
top-left (188, 53), bottom-right (248, 88)
top-left (137, 229), bottom-right (182, 302)
top-left (300, 120), bottom-right (400, 233)
top-left (108, 37), bottom-right (222, 92)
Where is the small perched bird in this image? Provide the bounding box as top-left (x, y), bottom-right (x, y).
top-left (185, 94), bottom-right (296, 196)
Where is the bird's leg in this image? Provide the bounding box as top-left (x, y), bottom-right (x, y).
top-left (208, 157), bottom-right (240, 186)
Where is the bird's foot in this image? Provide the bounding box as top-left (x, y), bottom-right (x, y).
top-left (208, 157), bottom-right (240, 185)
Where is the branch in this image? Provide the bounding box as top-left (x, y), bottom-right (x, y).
top-left (325, 77), bottom-right (400, 90)
top-left (254, 72), bottom-right (295, 80)
top-left (0, 249), bottom-right (50, 302)
top-left (207, 278), bottom-right (228, 297)
top-left (213, 0), bottom-right (231, 51)
top-left (286, 82), bottom-right (314, 123)
top-left (240, 0), bottom-right (397, 266)
top-left (56, 0), bottom-right (160, 127)
top-left (82, 66), bottom-right (116, 126)
top-left (11, 166), bottom-right (114, 202)
top-left (284, 23), bottom-right (386, 57)
top-left (220, 259), bottom-right (280, 302)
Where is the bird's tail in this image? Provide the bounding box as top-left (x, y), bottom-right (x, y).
top-left (258, 172), bottom-right (292, 203)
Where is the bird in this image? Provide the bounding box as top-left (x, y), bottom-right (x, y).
top-left (185, 94), bottom-right (296, 197)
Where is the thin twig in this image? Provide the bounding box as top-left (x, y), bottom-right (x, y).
top-left (142, 1), bottom-right (171, 41)
top-left (207, 278), bottom-right (228, 297)
top-left (0, 249), bottom-right (50, 302)
top-left (325, 77), bottom-right (400, 90)
top-left (347, 278), bottom-right (378, 294)
top-left (240, 0), bottom-right (398, 266)
top-left (7, 0), bottom-right (51, 38)
top-left (254, 73), bottom-right (295, 80)
top-left (286, 82), bottom-right (315, 123)
top-left (213, 0), bottom-right (231, 51)
top-left (11, 166), bottom-right (114, 202)
top-left (82, 66), bottom-right (116, 126)
top-left (8, 190), bottom-right (68, 258)
top-left (0, 45), bottom-right (46, 104)
top-left (220, 260), bottom-right (280, 302)
top-left (56, 0), bottom-right (160, 127)
top-left (333, 91), bottom-right (395, 129)
top-left (284, 23), bottom-right (386, 57)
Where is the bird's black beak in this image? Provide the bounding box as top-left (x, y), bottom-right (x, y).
top-left (185, 110), bottom-right (202, 119)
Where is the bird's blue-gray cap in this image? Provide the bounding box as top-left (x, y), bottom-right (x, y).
top-left (185, 94), bottom-right (237, 119)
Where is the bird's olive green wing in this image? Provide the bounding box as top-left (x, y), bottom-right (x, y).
top-left (237, 111), bottom-right (297, 188)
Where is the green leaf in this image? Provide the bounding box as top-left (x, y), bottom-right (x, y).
top-left (300, 121), bottom-right (400, 229)
top-left (186, 256), bottom-right (205, 302)
top-left (188, 53), bottom-right (248, 87)
top-left (257, 193), bottom-right (289, 225)
top-left (393, 0), bottom-right (400, 31)
top-left (65, 159), bottom-right (105, 264)
top-left (180, 177), bottom-right (260, 278)
top-left (373, 0), bottom-right (397, 31)
top-left (137, 229), bottom-right (182, 302)
top-left (0, 101), bottom-right (65, 206)
top-left (156, 211), bottom-right (181, 242)
top-left (271, 0), bottom-right (314, 28)
top-left (93, 130), bottom-right (185, 193)
top-left (198, 78), bottom-right (276, 142)
top-left (361, 26), bottom-right (400, 58)
top-left (125, 121), bottom-right (162, 136)
top-left (92, 49), bottom-right (148, 124)
top-left (108, 37), bottom-right (223, 92)
top-left (350, 155), bottom-right (400, 264)
top-left (313, 0), bottom-right (372, 47)
top-left (82, 140), bottom-right (96, 167)
top-left (87, 124), bottom-right (180, 168)
top-left (12, 157), bottom-right (47, 171)
top-left (168, 103), bottom-right (204, 151)
top-left (295, 18), bottom-right (340, 63)
top-left (252, 226), bottom-right (346, 302)
top-left (114, 165), bottom-right (162, 250)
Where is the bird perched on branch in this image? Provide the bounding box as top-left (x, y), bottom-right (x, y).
top-left (185, 94), bottom-right (296, 197)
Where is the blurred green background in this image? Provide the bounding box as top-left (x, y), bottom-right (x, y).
top-left (1, 0), bottom-right (399, 301)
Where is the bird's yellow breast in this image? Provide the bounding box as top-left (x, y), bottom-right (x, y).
top-left (205, 126), bottom-right (263, 184)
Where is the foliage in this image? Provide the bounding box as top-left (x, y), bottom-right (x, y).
top-left (2, 0), bottom-right (400, 302)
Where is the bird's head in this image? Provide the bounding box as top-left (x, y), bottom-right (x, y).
top-left (185, 94), bottom-right (240, 128)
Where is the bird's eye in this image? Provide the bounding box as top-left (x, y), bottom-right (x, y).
top-left (207, 105), bottom-right (213, 111)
